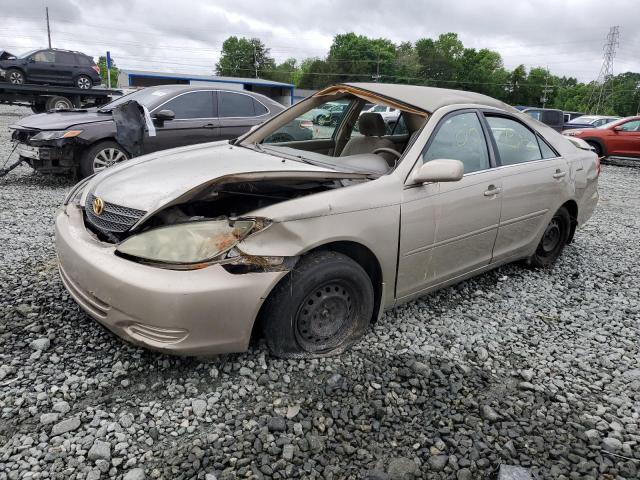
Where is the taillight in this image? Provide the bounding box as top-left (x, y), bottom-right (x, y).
top-left (92, 65), bottom-right (100, 74)
top-left (300, 120), bottom-right (313, 129)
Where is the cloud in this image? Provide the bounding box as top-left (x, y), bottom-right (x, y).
top-left (1, 0), bottom-right (638, 81)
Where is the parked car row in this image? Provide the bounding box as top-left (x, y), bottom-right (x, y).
top-left (53, 82), bottom-right (599, 358)
top-left (520, 107), bottom-right (621, 133)
top-left (563, 116), bottom-right (640, 158)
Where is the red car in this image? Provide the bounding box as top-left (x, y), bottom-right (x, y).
top-left (564, 116), bottom-right (640, 158)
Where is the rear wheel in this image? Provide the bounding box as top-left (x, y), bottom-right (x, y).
top-left (262, 251), bottom-right (374, 358)
top-left (7, 68), bottom-right (25, 85)
top-left (80, 141), bottom-right (129, 178)
top-left (45, 96), bottom-right (73, 111)
top-left (31, 101), bottom-right (47, 114)
top-left (75, 75), bottom-right (92, 89)
top-left (527, 206), bottom-right (571, 268)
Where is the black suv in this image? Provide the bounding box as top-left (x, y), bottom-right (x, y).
top-left (0, 48), bottom-right (101, 89)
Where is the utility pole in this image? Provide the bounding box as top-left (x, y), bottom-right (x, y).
top-left (253, 44), bottom-right (258, 79)
top-left (587, 26), bottom-right (620, 114)
top-left (541, 67), bottom-right (553, 108)
top-left (45, 7), bottom-right (51, 48)
top-left (372, 51), bottom-right (381, 82)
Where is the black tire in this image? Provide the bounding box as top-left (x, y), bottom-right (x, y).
top-left (262, 251), bottom-right (374, 358)
top-left (45, 96), bottom-right (73, 111)
top-left (7, 68), bottom-right (25, 85)
top-left (586, 141), bottom-right (603, 157)
top-left (31, 101), bottom-right (47, 114)
top-left (75, 75), bottom-right (92, 89)
top-left (80, 141), bottom-right (129, 178)
top-left (527, 206), bottom-right (571, 268)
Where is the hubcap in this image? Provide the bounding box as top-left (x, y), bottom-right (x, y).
top-left (93, 148), bottom-right (126, 172)
top-left (78, 77), bottom-right (90, 89)
top-left (542, 217), bottom-right (561, 253)
top-left (9, 72), bottom-right (23, 84)
top-left (296, 282), bottom-right (354, 351)
top-left (53, 100), bottom-right (71, 110)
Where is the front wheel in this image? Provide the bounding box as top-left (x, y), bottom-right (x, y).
top-left (76, 75), bottom-right (92, 89)
top-left (80, 141), bottom-right (129, 178)
top-left (262, 251), bottom-right (374, 358)
top-left (527, 206), bottom-right (571, 268)
top-left (7, 68), bottom-right (25, 85)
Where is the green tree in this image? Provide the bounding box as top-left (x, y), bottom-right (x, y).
top-left (326, 33), bottom-right (396, 83)
top-left (97, 55), bottom-right (118, 87)
top-left (216, 37), bottom-right (275, 78)
top-left (262, 58), bottom-right (298, 84)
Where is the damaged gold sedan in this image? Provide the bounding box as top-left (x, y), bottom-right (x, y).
top-left (55, 83), bottom-right (600, 357)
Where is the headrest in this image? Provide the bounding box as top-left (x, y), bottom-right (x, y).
top-left (358, 112), bottom-right (387, 137)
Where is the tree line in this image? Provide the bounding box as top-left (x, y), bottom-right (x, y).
top-left (215, 33), bottom-right (640, 116)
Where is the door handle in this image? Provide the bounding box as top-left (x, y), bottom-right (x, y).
top-left (483, 185), bottom-right (501, 196)
top-left (553, 170), bottom-right (566, 179)
top-left (203, 123), bottom-right (216, 129)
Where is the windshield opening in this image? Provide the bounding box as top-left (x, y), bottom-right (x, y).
top-left (240, 90), bottom-right (428, 176)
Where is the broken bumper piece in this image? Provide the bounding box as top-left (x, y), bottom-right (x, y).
top-left (55, 205), bottom-right (287, 355)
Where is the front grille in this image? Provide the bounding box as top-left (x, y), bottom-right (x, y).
top-left (85, 193), bottom-right (146, 233)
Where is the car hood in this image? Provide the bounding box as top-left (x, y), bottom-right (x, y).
top-left (84, 142), bottom-right (370, 218)
top-left (14, 110), bottom-right (112, 131)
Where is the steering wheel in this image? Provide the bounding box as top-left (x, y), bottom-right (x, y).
top-left (372, 147), bottom-right (402, 167)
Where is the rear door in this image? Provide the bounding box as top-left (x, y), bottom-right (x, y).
top-left (145, 90), bottom-right (219, 153)
top-left (54, 51), bottom-right (77, 84)
top-left (397, 110), bottom-right (502, 298)
top-left (218, 91), bottom-right (270, 141)
top-left (606, 119), bottom-right (640, 156)
top-left (482, 113), bottom-right (571, 262)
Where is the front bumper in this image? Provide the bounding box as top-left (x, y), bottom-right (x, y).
top-left (55, 205), bottom-right (287, 355)
top-left (12, 140), bottom-right (77, 173)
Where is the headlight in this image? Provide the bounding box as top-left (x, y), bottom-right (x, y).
top-left (63, 175), bottom-right (95, 205)
top-left (116, 220), bottom-right (256, 264)
top-left (31, 130), bottom-right (82, 141)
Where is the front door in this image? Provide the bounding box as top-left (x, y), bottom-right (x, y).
top-left (607, 119), bottom-right (640, 156)
top-left (26, 50), bottom-right (56, 82)
top-left (217, 91), bottom-right (269, 141)
top-left (397, 111), bottom-right (502, 298)
top-left (482, 114), bottom-right (571, 261)
top-left (144, 90), bottom-right (219, 153)
top-left (53, 51), bottom-right (77, 84)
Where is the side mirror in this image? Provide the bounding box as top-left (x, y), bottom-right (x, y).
top-left (153, 109), bottom-right (175, 121)
top-left (28, 58), bottom-right (35, 63)
top-left (613, 125), bottom-right (624, 132)
top-left (412, 159), bottom-right (464, 184)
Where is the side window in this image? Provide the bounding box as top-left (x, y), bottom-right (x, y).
top-left (253, 99), bottom-right (268, 116)
top-left (57, 52), bottom-right (76, 64)
top-left (219, 92), bottom-right (255, 117)
top-left (422, 112), bottom-right (490, 174)
top-left (76, 55), bottom-right (93, 66)
top-left (524, 110), bottom-right (541, 121)
top-left (537, 136), bottom-right (558, 159)
top-left (620, 120), bottom-right (640, 132)
top-left (160, 91), bottom-right (215, 119)
top-left (32, 50), bottom-right (55, 63)
top-left (485, 116), bottom-right (543, 165)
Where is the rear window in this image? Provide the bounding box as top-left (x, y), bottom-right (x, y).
top-left (253, 99), bottom-right (268, 116)
top-left (219, 92), bottom-right (255, 117)
top-left (76, 55), bottom-right (94, 66)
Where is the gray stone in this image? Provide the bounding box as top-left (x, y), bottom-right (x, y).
top-left (30, 338), bottom-right (50, 351)
top-left (88, 439), bottom-right (111, 462)
top-left (267, 416), bottom-right (286, 432)
top-left (457, 468), bottom-right (472, 480)
top-left (601, 437), bottom-right (622, 452)
top-left (192, 399), bottom-right (207, 417)
top-left (282, 443), bottom-right (294, 460)
top-left (52, 401), bottom-right (70, 414)
top-left (51, 417), bottom-right (81, 435)
top-left (498, 465), bottom-right (532, 480)
top-left (40, 413), bottom-right (60, 425)
top-left (387, 457), bottom-right (418, 480)
top-left (123, 468), bottom-right (145, 480)
top-left (481, 405), bottom-right (500, 422)
top-left (428, 455), bottom-right (448, 472)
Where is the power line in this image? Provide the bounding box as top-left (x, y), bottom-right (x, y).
top-left (588, 26), bottom-right (620, 114)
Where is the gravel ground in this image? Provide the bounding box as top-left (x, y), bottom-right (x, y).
top-left (0, 104), bottom-right (639, 480)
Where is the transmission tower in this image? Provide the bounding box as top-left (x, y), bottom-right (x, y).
top-left (588, 26), bottom-right (620, 114)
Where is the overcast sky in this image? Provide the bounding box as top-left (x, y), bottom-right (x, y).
top-left (1, 0), bottom-right (639, 83)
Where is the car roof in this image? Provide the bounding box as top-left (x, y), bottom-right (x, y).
top-left (342, 82), bottom-right (519, 114)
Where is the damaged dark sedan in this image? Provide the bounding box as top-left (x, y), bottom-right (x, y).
top-left (9, 85), bottom-right (287, 177)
